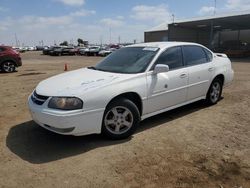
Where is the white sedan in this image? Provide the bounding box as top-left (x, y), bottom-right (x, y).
top-left (28, 42), bottom-right (234, 139)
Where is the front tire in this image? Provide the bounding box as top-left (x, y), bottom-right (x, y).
top-left (102, 98), bottom-right (140, 140)
top-left (1, 61), bottom-right (16, 73)
top-left (206, 78), bottom-right (223, 105)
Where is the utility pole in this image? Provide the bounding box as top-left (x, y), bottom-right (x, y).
top-left (172, 14), bottom-right (175, 23)
top-left (15, 33), bottom-right (18, 47)
top-left (109, 27), bottom-right (112, 44)
top-left (214, 0), bottom-right (217, 15)
top-left (118, 36), bottom-right (121, 44)
top-left (100, 35), bottom-right (103, 46)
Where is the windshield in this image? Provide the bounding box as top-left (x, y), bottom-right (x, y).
top-left (94, 47), bottom-right (159, 74)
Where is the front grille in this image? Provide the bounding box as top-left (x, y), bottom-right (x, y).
top-left (31, 91), bottom-right (49, 105)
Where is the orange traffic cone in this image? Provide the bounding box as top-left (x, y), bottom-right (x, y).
top-left (64, 63), bottom-right (68, 71)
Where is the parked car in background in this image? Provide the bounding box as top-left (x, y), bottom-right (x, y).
top-left (86, 46), bottom-right (101, 56)
top-left (43, 46), bottom-right (53, 55)
top-left (49, 47), bottom-right (64, 56)
top-left (68, 48), bottom-right (78, 55)
top-left (36, 46), bottom-right (46, 51)
top-left (50, 47), bottom-right (76, 56)
top-left (79, 47), bottom-right (89, 56)
top-left (0, 46), bottom-right (22, 73)
top-left (12, 47), bottom-right (26, 53)
top-left (98, 48), bottom-right (116, 56)
top-left (28, 42), bottom-right (234, 139)
top-left (43, 46), bottom-right (60, 55)
top-left (26, 46), bottom-right (37, 51)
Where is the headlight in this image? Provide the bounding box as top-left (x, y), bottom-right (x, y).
top-left (48, 97), bottom-right (83, 110)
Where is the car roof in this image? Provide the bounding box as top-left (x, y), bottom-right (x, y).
top-left (128, 42), bottom-right (202, 50)
top-left (0, 46), bottom-right (12, 48)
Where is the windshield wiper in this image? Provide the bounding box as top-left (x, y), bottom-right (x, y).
top-left (87, 66), bottom-right (97, 70)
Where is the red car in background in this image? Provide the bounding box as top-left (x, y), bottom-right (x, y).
top-left (0, 46), bottom-right (22, 73)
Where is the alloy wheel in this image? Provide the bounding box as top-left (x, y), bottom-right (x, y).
top-left (210, 82), bottom-right (221, 103)
top-left (104, 106), bottom-right (134, 135)
top-left (3, 62), bottom-right (15, 73)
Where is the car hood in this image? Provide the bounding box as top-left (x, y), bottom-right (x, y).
top-left (36, 68), bottom-right (131, 96)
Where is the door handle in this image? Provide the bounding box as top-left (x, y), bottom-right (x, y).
top-left (208, 67), bottom-right (215, 72)
top-left (180, 73), bottom-right (187, 78)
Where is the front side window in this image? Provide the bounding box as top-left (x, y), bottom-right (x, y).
top-left (95, 47), bottom-right (159, 74)
top-left (183, 46), bottom-right (208, 66)
top-left (154, 47), bottom-right (183, 70)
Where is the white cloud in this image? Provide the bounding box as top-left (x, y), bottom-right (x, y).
top-left (70, 9), bottom-right (96, 17)
top-left (0, 6), bottom-right (8, 12)
top-left (55, 0), bottom-right (85, 6)
top-left (225, 0), bottom-right (250, 10)
top-left (100, 18), bottom-right (124, 27)
top-left (22, 16), bottom-right (73, 26)
top-left (131, 4), bottom-right (172, 24)
top-left (0, 8), bottom-right (97, 45)
top-left (198, 0), bottom-right (250, 15)
top-left (198, 6), bottom-right (216, 15)
top-left (116, 16), bottom-right (124, 20)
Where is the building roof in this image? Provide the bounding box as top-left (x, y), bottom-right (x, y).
top-left (145, 22), bottom-right (168, 32)
top-left (146, 10), bottom-right (250, 32)
top-left (129, 41), bottom-right (201, 50)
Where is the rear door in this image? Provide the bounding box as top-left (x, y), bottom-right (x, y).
top-left (182, 45), bottom-right (215, 100)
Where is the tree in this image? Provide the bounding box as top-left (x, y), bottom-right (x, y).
top-left (77, 38), bottom-right (84, 46)
top-left (60, 41), bottom-right (68, 46)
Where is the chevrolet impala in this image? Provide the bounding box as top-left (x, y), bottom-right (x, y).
top-left (28, 42), bottom-right (234, 139)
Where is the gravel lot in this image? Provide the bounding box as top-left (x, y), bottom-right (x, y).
top-left (0, 51), bottom-right (249, 188)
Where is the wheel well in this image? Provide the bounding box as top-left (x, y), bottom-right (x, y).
top-left (2, 59), bottom-right (17, 67)
top-left (214, 74), bottom-right (225, 85)
top-left (108, 92), bottom-right (143, 116)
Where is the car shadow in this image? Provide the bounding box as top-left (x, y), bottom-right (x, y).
top-left (6, 100), bottom-right (210, 164)
top-left (0, 70), bottom-right (18, 74)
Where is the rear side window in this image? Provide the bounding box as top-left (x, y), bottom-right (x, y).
top-left (154, 47), bottom-right (183, 70)
top-left (204, 48), bottom-right (213, 62)
top-left (183, 46), bottom-right (208, 66)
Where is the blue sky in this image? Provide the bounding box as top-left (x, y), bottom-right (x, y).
top-left (0, 0), bottom-right (250, 46)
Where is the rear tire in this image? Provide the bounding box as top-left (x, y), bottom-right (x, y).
top-left (102, 98), bottom-right (140, 140)
top-left (206, 78), bottom-right (223, 105)
top-left (1, 61), bottom-right (16, 73)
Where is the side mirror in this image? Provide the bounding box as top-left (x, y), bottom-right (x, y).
top-left (153, 64), bottom-right (169, 74)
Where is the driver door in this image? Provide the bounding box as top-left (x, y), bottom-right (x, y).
top-left (144, 46), bottom-right (188, 114)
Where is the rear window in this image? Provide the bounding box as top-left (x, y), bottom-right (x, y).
top-left (183, 46), bottom-right (209, 66)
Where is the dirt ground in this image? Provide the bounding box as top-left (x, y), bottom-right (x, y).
top-left (0, 51), bottom-right (249, 188)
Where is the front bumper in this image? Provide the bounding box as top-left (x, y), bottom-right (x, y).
top-left (16, 57), bottom-right (22, 67)
top-left (28, 96), bottom-right (105, 136)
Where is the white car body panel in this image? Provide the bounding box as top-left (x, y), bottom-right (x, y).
top-left (28, 42), bottom-right (234, 136)
top-left (145, 67), bottom-right (188, 114)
